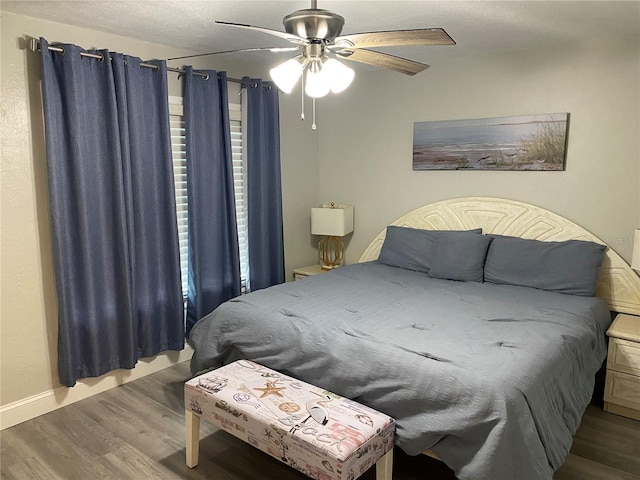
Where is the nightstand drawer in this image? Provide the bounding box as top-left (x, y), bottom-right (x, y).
top-left (607, 337), bottom-right (640, 376)
top-left (604, 370), bottom-right (640, 411)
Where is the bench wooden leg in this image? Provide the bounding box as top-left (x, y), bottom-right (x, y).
top-left (185, 409), bottom-right (201, 468)
top-left (376, 449), bottom-right (393, 480)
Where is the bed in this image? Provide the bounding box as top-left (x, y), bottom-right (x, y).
top-left (189, 197), bottom-right (640, 480)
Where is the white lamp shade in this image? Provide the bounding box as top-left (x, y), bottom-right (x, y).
top-left (323, 58), bottom-right (355, 94)
top-left (311, 204), bottom-right (354, 236)
top-left (632, 228), bottom-right (640, 271)
top-left (270, 58), bottom-right (303, 94)
top-left (305, 68), bottom-right (331, 98)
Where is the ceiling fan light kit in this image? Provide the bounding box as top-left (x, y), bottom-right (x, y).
top-left (269, 48), bottom-right (354, 98)
top-left (210, 0), bottom-right (455, 126)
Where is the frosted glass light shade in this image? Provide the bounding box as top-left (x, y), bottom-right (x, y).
top-left (269, 58), bottom-right (303, 94)
top-left (632, 228), bottom-right (640, 271)
top-left (305, 68), bottom-right (331, 98)
top-left (311, 204), bottom-right (354, 236)
top-left (323, 58), bottom-right (355, 94)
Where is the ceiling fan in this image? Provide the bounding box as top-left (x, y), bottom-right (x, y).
top-left (172, 0), bottom-right (455, 89)
top-left (171, 0), bottom-right (455, 97)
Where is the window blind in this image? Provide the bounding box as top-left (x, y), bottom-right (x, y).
top-left (170, 113), bottom-right (189, 294)
top-left (230, 118), bottom-right (250, 292)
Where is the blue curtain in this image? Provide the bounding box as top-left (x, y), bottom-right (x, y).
top-left (242, 77), bottom-right (285, 291)
top-left (184, 68), bottom-right (241, 336)
top-left (40, 39), bottom-right (184, 387)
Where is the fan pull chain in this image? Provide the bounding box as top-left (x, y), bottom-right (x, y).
top-left (312, 98), bottom-right (317, 130)
top-left (300, 73), bottom-right (305, 122)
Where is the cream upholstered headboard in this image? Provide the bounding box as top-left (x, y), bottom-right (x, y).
top-left (359, 197), bottom-right (640, 316)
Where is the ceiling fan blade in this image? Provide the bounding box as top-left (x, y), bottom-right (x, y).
top-left (215, 21), bottom-right (307, 45)
top-left (334, 28), bottom-right (455, 49)
top-left (168, 46), bottom-right (300, 61)
top-left (336, 49), bottom-right (429, 76)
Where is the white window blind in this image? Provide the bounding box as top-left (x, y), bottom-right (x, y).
top-left (230, 115), bottom-right (250, 292)
top-left (169, 97), bottom-right (249, 296)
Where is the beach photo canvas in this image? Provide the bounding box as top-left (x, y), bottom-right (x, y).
top-left (412, 113), bottom-right (569, 171)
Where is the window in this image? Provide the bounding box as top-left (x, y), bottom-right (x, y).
top-left (169, 97), bottom-right (249, 296)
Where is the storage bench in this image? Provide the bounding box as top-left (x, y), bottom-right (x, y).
top-left (185, 360), bottom-right (395, 480)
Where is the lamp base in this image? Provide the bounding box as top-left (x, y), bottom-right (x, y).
top-left (318, 235), bottom-right (344, 269)
top-left (320, 264), bottom-right (340, 271)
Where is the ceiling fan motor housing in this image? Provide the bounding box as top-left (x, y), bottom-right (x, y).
top-left (283, 9), bottom-right (345, 42)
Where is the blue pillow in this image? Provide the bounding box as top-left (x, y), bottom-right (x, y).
top-left (377, 226), bottom-right (482, 274)
top-left (428, 232), bottom-right (492, 282)
top-left (484, 235), bottom-right (606, 296)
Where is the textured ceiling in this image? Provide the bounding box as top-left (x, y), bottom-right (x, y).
top-left (4, 0), bottom-right (640, 70)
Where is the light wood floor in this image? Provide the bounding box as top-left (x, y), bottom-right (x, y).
top-left (2, 362), bottom-right (639, 479)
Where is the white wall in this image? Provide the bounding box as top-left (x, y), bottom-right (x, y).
top-left (0, 11), bottom-right (318, 425)
top-left (318, 37), bottom-right (640, 265)
top-left (279, 86), bottom-right (321, 277)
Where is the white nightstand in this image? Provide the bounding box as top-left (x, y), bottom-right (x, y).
top-left (293, 264), bottom-right (326, 281)
top-left (604, 313), bottom-right (640, 420)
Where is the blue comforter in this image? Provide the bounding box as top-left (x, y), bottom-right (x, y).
top-left (189, 262), bottom-right (611, 480)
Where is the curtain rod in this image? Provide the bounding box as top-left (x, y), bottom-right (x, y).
top-left (30, 38), bottom-right (255, 85)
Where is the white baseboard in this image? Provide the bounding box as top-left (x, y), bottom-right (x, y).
top-left (0, 346), bottom-right (194, 431)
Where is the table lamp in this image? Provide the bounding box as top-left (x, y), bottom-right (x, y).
top-left (311, 203), bottom-right (354, 270)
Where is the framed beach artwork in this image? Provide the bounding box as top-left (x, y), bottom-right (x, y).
top-left (412, 113), bottom-right (569, 171)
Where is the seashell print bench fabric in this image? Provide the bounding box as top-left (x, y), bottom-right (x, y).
top-left (185, 360), bottom-right (395, 480)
